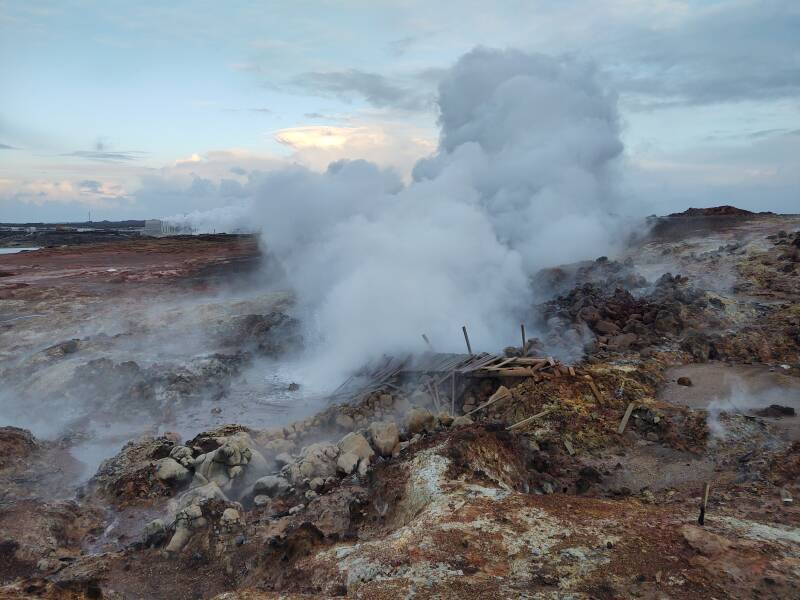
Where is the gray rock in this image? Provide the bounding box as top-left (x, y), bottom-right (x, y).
top-left (155, 457), bottom-right (191, 484)
top-left (141, 519), bottom-right (167, 547)
top-left (168, 445), bottom-right (195, 468)
top-left (253, 474), bottom-right (291, 497)
top-left (369, 421), bottom-right (399, 457)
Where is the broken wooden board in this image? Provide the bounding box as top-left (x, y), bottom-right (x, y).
top-left (617, 402), bottom-right (636, 434)
top-left (467, 385), bottom-right (512, 416)
top-left (506, 407), bottom-right (553, 430)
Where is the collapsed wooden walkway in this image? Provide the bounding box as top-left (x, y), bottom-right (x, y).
top-left (327, 351), bottom-right (572, 405)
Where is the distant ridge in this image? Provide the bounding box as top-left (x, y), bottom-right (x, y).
top-left (667, 205), bottom-right (773, 217)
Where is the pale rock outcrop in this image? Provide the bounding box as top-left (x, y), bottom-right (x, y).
top-left (368, 421), bottom-right (399, 457)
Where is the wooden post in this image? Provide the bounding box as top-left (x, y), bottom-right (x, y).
top-left (462, 325), bottom-right (473, 356)
top-left (698, 482), bottom-right (711, 525)
top-left (421, 333), bottom-right (433, 351)
top-left (520, 323), bottom-right (526, 350)
top-left (451, 371), bottom-right (455, 415)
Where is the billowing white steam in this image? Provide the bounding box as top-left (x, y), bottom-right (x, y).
top-left (252, 48), bottom-right (627, 380)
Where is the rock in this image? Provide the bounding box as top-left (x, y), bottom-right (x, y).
top-left (253, 494), bottom-right (270, 507)
top-left (338, 432), bottom-right (374, 462)
top-left (368, 421), bottom-right (399, 457)
top-left (287, 382), bottom-right (300, 391)
top-left (0, 427), bottom-right (38, 470)
top-left (337, 452), bottom-right (360, 475)
top-left (253, 474), bottom-right (291, 498)
top-left (288, 504), bottom-right (305, 515)
top-left (166, 504), bottom-right (208, 553)
top-left (607, 333), bottom-right (637, 350)
top-left (578, 305), bottom-right (602, 323)
top-left (309, 477), bottom-right (325, 492)
top-left (755, 404), bottom-right (796, 418)
top-left (168, 445), bottom-right (195, 468)
top-left (293, 442), bottom-right (339, 481)
top-left (220, 508), bottom-right (243, 531)
top-left (275, 451), bottom-right (294, 466)
top-left (595, 320), bottom-right (620, 335)
top-left (437, 413), bottom-right (454, 427)
top-left (405, 407), bottom-right (435, 434)
top-left (141, 519), bottom-right (167, 547)
top-left (335, 413), bottom-right (355, 429)
top-left (155, 457), bottom-right (192, 485)
top-left (170, 481), bottom-right (227, 515)
top-left (193, 432), bottom-right (268, 493)
top-left (451, 415), bottom-right (473, 428)
top-left (677, 376), bottom-right (693, 387)
top-left (680, 525), bottom-right (733, 557)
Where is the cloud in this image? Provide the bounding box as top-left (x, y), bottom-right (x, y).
top-left (627, 128), bottom-right (800, 214)
top-left (610, 0), bottom-right (800, 107)
top-left (63, 150), bottom-right (147, 162)
top-left (291, 69), bottom-right (433, 111)
top-left (0, 143), bottom-right (20, 150)
top-left (273, 124), bottom-right (435, 176)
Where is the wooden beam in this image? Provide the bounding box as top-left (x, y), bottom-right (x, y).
top-left (506, 407), bottom-right (553, 430)
top-left (520, 323), bottom-right (526, 350)
top-left (588, 381), bottom-right (603, 403)
top-left (462, 325), bottom-right (473, 356)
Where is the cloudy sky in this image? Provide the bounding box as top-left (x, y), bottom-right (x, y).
top-left (1, 0), bottom-right (798, 222)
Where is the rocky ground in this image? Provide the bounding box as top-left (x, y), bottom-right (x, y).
top-left (1, 213), bottom-right (799, 599)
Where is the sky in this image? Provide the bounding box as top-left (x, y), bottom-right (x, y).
top-left (0, 0), bottom-right (798, 223)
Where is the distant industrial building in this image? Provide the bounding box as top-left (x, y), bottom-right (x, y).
top-left (141, 219), bottom-right (190, 236)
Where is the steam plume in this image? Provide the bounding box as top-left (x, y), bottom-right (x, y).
top-left (248, 48), bottom-right (627, 380)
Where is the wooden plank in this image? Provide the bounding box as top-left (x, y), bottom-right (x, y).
top-left (617, 402), bottom-right (636, 434)
top-left (588, 381), bottom-right (603, 403)
top-left (489, 357), bottom-right (517, 369)
top-left (466, 385), bottom-right (512, 416)
top-left (568, 366), bottom-right (576, 377)
top-left (512, 357), bottom-right (548, 365)
top-left (506, 407), bottom-right (553, 430)
top-left (520, 323), bottom-right (526, 349)
top-left (564, 438), bottom-right (575, 455)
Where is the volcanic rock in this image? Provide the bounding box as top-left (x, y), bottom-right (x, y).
top-left (368, 421), bottom-right (399, 457)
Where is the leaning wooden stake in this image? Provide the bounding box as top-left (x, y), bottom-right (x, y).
top-left (462, 325), bottom-right (473, 356)
top-left (450, 371), bottom-right (455, 415)
top-left (507, 407), bottom-right (553, 431)
top-left (618, 402), bottom-right (636, 434)
top-left (520, 323), bottom-right (526, 350)
top-left (467, 385), bottom-right (511, 416)
top-left (698, 482), bottom-right (711, 525)
top-left (422, 333), bottom-right (433, 351)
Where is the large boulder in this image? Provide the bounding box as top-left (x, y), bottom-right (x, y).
top-left (253, 475), bottom-right (290, 498)
top-left (155, 457), bottom-right (191, 485)
top-left (337, 432), bottom-right (374, 462)
top-left (405, 407), bottom-right (435, 434)
top-left (193, 432), bottom-right (268, 493)
top-left (291, 442), bottom-right (339, 482)
top-left (369, 421), bottom-right (399, 457)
